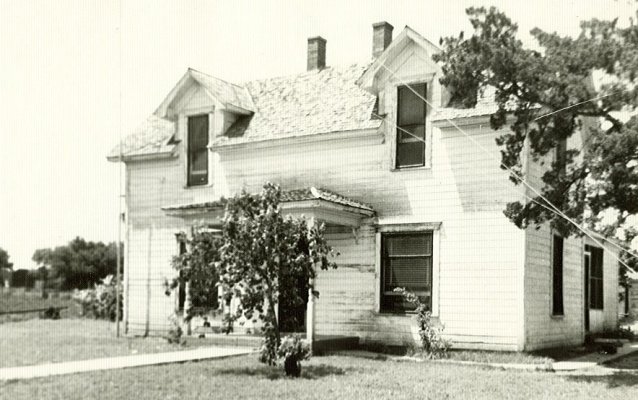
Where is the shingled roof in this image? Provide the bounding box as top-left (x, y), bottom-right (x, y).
top-left (214, 63), bottom-right (382, 146)
top-left (109, 58), bottom-right (499, 159)
top-left (162, 187), bottom-right (374, 214)
top-left (107, 115), bottom-right (176, 160)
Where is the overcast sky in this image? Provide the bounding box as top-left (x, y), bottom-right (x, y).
top-left (0, 0), bottom-right (635, 270)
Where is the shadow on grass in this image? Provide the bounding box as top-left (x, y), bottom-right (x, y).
top-left (564, 372), bottom-right (638, 388)
top-left (217, 363), bottom-right (351, 380)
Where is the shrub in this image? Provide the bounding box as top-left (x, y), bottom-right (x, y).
top-left (394, 287), bottom-right (451, 359)
top-left (277, 335), bottom-right (311, 377)
top-left (40, 306), bottom-right (60, 320)
top-left (166, 314), bottom-right (186, 345)
top-left (72, 275), bottom-right (122, 321)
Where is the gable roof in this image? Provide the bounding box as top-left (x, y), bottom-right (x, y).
top-left (155, 68), bottom-right (254, 117)
top-left (357, 26), bottom-right (441, 92)
top-left (108, 26), bottom-right (499, 161)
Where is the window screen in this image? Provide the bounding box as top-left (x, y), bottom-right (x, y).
top-left (396, 84), bottom-right (426, 168)
top-left (552, 235), bottom-right (564, 316)
top-left (187, 115), bottom-right (209, 186)
top-left (381, 232), bottom-right (433, 313)
top-left (588, 245), bottom-right (604, 310)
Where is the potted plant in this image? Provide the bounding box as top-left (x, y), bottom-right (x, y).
top-left (277, 335), bottom-right (311, 377)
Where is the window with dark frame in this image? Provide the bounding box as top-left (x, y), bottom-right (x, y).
top-left (381, 232), bottom-right (433, 313)
top-left (396, 83), bottom-right (426, 168)
top-left (587, 245), bottom-right (604, 310)
top-left (555, 138), bottom-right (567, 176)
top-left (552, 235), bottom-right (564, 316)
top-left (187, 114), bottom-right (209, 186)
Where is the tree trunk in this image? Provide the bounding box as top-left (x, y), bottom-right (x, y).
top-left (267, 292), bottom-right (280, 347)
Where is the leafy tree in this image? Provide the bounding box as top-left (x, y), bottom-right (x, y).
top-left (32, 238), bottom-right (122, 290)
top-left (169, 230), bottom-right (222, 317)
top-left (219, 183), bottom-right (337, 365)
top-left (0, 247), bottom-right (13, 270)
top-left (433, 6), bottom-right (638, 238)
top-left (172, 183), bottom-right (337, 366)
top-left (619, 227), bottom-right (637, 308)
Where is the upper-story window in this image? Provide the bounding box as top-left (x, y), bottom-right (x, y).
top-left (187, 115), bottom-right (209, 186)
top-left (396, 83), bottom-right (426, 168)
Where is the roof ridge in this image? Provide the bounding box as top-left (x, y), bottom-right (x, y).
top-left (188, 67), bottom-right (247, 90)
top-left (241, 62), bottom-right (371, 86)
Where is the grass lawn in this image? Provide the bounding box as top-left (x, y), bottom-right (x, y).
top-left (0, 319), bottom-right (215, 368)
top-left (1, 354), bottom-right (637, 400)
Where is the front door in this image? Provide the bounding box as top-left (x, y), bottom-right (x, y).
top-left (584, 251), bottom-right (591, 332)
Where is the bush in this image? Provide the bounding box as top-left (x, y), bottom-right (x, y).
top-left (40, 307), bottom-right (61, 320)
top-left (72, 275), bottom-right (122, 321)
top-left (277, 335), bottom-right (311, 377)
top-left (166, 314), bottom-right (186, 345)
top-left (394, 287), bottom-right (451, 359)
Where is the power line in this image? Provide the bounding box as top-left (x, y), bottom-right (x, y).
top-left (377, 61), bottom-right (638, 274)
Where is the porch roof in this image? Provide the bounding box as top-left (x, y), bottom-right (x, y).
top-left (161, 187), bottom-right (375, 227)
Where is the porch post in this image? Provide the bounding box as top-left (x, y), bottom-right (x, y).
top-left (306, 218), bottom-right (316, 350)
top-left (184, 281), bottom-right (192, 335)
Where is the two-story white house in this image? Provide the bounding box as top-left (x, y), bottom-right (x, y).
top-left (108, 22), bottom-right (619, 351)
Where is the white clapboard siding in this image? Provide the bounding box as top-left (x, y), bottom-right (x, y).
top-left (522, 131), bottom-right (619, 350)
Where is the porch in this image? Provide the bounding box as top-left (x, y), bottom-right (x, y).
top-left (161, 186), bottom-right (376, 350)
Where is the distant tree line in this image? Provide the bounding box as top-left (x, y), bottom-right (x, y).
top-left (30, 237), bottom-right (122, 290)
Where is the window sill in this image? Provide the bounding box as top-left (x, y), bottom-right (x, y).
top-left (183, 183), bottom-right (213, 190)
top-left (390, 165), bottom-right (431, 172)
top-left (550, 314), bottom-right (565, 320)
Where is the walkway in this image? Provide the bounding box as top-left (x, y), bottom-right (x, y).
top-left (0, 346), bottom-right (254, 381)
top-left (552, 342), bottom-right (638, 371)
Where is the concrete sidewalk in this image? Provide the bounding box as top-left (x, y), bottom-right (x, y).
top-left (0, 346), bottom-right (254, 381)
top-left (552, 342), bottom-right (638, 371)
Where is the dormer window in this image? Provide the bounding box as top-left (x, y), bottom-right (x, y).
top-left (396, 83), bottom-right (426, 168)
top-left (187, 114), bottom-right (209, 186)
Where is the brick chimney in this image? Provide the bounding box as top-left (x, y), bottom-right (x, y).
top-left (372, 21), bottom-right (393, 58)
top-left (307, 36), bottom-right (326, 71)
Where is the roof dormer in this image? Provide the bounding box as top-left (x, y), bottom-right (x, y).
top-left (154, 68), bottom-right (254, 121)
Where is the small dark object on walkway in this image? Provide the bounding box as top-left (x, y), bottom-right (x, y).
top-left (599, 344), bottom-right (617, 355)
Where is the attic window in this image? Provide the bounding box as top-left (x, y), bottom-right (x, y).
top-left (396, 84), bottom-right (426, 168)
top-left (187, 115), bottom-right (209, 186)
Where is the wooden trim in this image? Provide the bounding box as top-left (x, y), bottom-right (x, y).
top-left (107, 150), bottom-right (177, 163)
top-left (376, 221), bottom-right (442, 233)
top-left (432, 115), bottom-right (492, 128)
top-left (375, 233), bottom-right (382, 313)
top-left (432, 229), bottom-right (440, 317)
top-left (211, 128), bottom-right (382, 153)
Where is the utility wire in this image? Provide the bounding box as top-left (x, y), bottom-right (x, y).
top-left (377, 62), bottom-right (637, 274)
